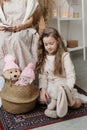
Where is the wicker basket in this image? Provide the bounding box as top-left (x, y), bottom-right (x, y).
top-left (67, 40), bottom-right (78, 48)
top-left (0, 81), bottom-right (39, 114)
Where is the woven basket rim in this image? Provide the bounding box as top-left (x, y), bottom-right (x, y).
top-left (0, 91), bottom-right (39, 103)
top-left (0, 82), bottom-right (39, 103)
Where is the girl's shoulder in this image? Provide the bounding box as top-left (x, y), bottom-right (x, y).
top-left (62, 52), bottom-right (72, 62)
top-left (62, 52), bottom-right (70, 59)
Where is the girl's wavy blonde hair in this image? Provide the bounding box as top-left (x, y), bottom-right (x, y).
top-left (35, 27), bottom-right (67, 76)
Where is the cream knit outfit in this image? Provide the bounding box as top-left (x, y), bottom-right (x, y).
top-left (39, 52), bottom-right (87, 117)
top-left (0, 0), bottom-right (39, 74)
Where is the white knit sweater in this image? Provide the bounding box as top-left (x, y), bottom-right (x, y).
top-left (39, 52), bottom-right (76, 90)
top-left (39, 52), bottom-right (87, 107)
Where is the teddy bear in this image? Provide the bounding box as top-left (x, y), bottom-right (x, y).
top-left (0, 54), bottom-right (21, 107)
top-left (3, 54), bottom-right (21, 84)
top-left (15, 63), bottom-right (35, 86)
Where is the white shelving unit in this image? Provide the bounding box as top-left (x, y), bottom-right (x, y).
top-left (56, 0), bottom-right (86, 60)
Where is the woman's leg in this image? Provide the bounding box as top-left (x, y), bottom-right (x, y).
top-left (7, 29), bottom-right (39, 71)
top-left (0, 32), bottom-right (9, 75)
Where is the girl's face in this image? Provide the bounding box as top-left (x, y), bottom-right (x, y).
top-left (43, 36), bottom-right (59, 55)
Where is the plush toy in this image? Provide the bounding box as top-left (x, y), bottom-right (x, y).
top-left (0, 54), bottom-right (21, 107)
top-left (0, 61), bottom-right (39, 114)
top-left (15, 63), bottom-right (35, 86)
top-left (3, 54), bottom-right (20, 83)
top-left (45, 84), bottom-right (75, 118)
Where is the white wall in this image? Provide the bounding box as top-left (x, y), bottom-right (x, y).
top-left (47, 0), bottom-right (87, 47)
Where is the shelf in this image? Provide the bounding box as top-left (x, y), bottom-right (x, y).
top-left (57, 0), bottom-right (86, 60)
top-left (59, 17), bottom-right (83, 21)
top-left (68, 46), bottom-right (84, 52)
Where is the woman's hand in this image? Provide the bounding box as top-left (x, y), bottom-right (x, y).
top-left (40, 88), bottom-right (49, 104)
top-left (3, 25), bottom-right (23, 32)
top-left (0, 26), bottom-right (6, 31)
top-left (0, 26), bottom-right (16, 32)
top-left (13, 25), bottom-right (22, 32)
top-left (13, 16), bottom-right (33, 32)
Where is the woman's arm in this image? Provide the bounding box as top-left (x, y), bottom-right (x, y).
top-left (13, 16), bottom-right (33, 32)
top-left (63, 52), bottom-right (76, 89)
top-left (0, 16), bottom-right (33, 32)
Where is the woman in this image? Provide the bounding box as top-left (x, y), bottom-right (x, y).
top-left (0, 0), bottom-right (40, 74)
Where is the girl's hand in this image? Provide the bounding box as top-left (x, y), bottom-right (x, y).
top-left (40, 88), bottom-right (49, 104)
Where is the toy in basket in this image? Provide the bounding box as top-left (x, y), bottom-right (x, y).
top-left (3, 54), bottom-right (21, 82)
top-left (0, 54), bottom-right (39, 114)
top-left (15, 63), bottom-right (35, 85)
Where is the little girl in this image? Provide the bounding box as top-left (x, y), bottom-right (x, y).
top-left (35, 27), bottom-right (86, 118)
